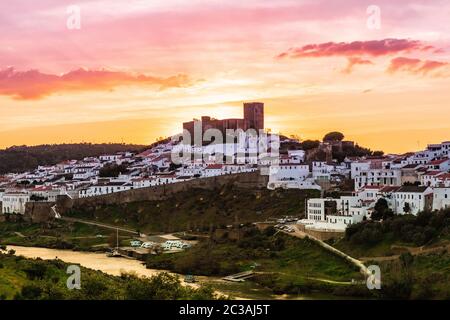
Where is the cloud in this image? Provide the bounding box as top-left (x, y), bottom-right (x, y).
top-left (0, 67), bottom-right (191, 100)
top-left (342, 57), bottom-right (373, 74)
top-left (277, 39), bottom-right (433, 59)
top-left (387, 57), bottom-right (448, 76)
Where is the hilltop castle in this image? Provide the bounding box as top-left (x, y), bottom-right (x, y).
top-left (182, 102), bottom-right (264, 138)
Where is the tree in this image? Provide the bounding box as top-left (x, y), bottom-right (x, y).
top-left (403, 202), bottom-right (411, 214)
top-left (399, 252), bottom-right (414, 268)
top-left (300, 140), bottom-right (320, 150)
top-left (323, 131), bottom-right (344, 142)
top-left (372, 198), bottom-right (393, 221)
top-left (372, 151), bottom-right (384, 157)
top-left (99, 163), bottom-right (128, 178)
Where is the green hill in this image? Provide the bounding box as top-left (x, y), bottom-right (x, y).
top-left (0, 143), bottom-right (146, 174)
top-left (66, 186), bottom-right (319, 233)
top-left (0, 251), bottom-right (214, 300)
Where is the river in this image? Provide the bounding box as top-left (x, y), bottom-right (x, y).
top-left (7, 245), bottom-right (165, 278)
top-left (6, 245), bottom-right (342, 300)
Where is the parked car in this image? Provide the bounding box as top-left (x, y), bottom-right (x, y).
top-left (130, 240), bottom-right (142, 247)
top-left (141, 242), bottom-right (156, 248)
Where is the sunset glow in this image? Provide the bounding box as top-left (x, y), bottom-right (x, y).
top-left (1, 0), bottom-right (450, 152)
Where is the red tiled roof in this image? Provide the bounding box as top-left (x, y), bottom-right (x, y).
top-left (136, 149), bottom-right (154, 157)
top-left (206, 164), bottom-right (223, 169)
top-left (428, 159), bottom-right (449, 165)
top-left (363, 185), bottom-right (382, 190)
top-left (437, 173), bottom-right (450, 180)
top-left (379, 186), bottom-right (401, 193)
top-left (423, 171), bottom-right (444, 176)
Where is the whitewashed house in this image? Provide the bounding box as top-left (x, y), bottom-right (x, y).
top-left (392, 186), bottom-right (433, 215)
top-left (79, 182), bottom-right (133, 198)
top-left (1, 192), bottom-right (30, 214)
top-left (354, 168), bottom-right (402, 191)
top-left (426, 159), bottom-right (450, 172)
top-left (269, 163), bottom-right (309, 182)
top-left (432, 187), bottom-right (450, 211)
top-left (204, 164), bottom-right (224, 177)
top-left (99, 154), bottom-right (122, 162)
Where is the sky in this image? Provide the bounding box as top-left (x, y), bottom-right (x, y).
top-left (1, 0), bottom-right (449, 153)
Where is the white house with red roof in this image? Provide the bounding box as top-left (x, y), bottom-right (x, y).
top-left (426, 158), bottom-right (450, 172)
top-left (392, 186), bottom-right (433, 215)
top-left (354, 168), bottom-right (402, 191)
top-left (421, 171), bottom-right (445, 187)
top-left (435, 173), bottom-right (450, 187)
top-left (148, 154), bottom-right (172, 169)
top-left (204, 164), bottom-right (224, 177)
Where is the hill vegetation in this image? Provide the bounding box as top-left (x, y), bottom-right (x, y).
top-left (335, 209), bottom-right (450, 258)
top-left (0, 251), bottom-right (215, 300)
top-left (333, 209), bottom-right (450, 299)
top-left (66, 186), bottom-right (319, 233)
top-left (146, 227), bottom-right (368, 297)
top-left (0, 143), bottom-right (146, 174)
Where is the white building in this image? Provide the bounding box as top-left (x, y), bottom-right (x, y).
top-left (392, 186), bottom-right (433, 215)
top-left (1, 192), bottom-right (30, 215)
top-left (203, 164), bottom-right (223, 177)
top-left (426, 159), bottom-right (450, 172)
top-left (303, 197), bottom-right (367, 232)
top-left (354, 168), bottom-right (402, 191)
top-left (99, 154), bottom-right (122, 162)
top-left (312, 162), bottom-right (333, 180)
top-left (79, 182), bottom-right (133, 198)
top-left (421, 171), bottom-right (445, 187)
top-left (269, 163), bottom-right (309, 182)
top-left (350, 161), bottom-right (370, 179)
top-left (432, 187), bottom-right (450, 211)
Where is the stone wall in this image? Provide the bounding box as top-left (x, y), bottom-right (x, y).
top-left (57, 171), bottom-right (269, 214)
top-left (24, 202), bottom-right (56, 223)
top-left (298, 225), bottom-right (345, 241)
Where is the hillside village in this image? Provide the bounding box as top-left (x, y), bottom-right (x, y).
top-left (0, 103), bottom-right (449, 238)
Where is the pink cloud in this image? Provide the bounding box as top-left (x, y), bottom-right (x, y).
top-left (277, 39), bottom-right (433, 59)
top-left (342, 57), bottom-right (374, 74)
top-left (387, 57), bottom-right (448, 76)
top-left (0, 67), bottom-right (191, 100)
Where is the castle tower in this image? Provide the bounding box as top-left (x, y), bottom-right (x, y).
top-left (243, 102), bottom-right (264, 131)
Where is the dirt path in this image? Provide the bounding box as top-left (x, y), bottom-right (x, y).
top-left (360, 242), bottom-right (450, 262)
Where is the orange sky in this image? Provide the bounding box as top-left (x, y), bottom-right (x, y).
top-left (1, 1), bottom-right (450, 153)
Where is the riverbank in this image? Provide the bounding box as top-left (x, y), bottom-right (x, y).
top-left (0, 249), bottom-right (216, 300)
top-left (7, 245), bottom-right (161, 278)
top-left (5, 245), bottom-right (349, 300)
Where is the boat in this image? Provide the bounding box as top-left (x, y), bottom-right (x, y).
top-left (184, 275), bottom-right (196, 283)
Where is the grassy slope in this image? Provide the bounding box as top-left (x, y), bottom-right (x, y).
top-left (0, 220), bottom-right (125, 251)
top-left (0, 253), bottom-right (214, 300)
top-left (333, 234), bottom-right (400, 258)
top-left (66, 186), bottom-right (319, 233)
top-left (371, 250), bottom-right (450, 299)
top-left (146, 232), bottom-right (366, 296)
